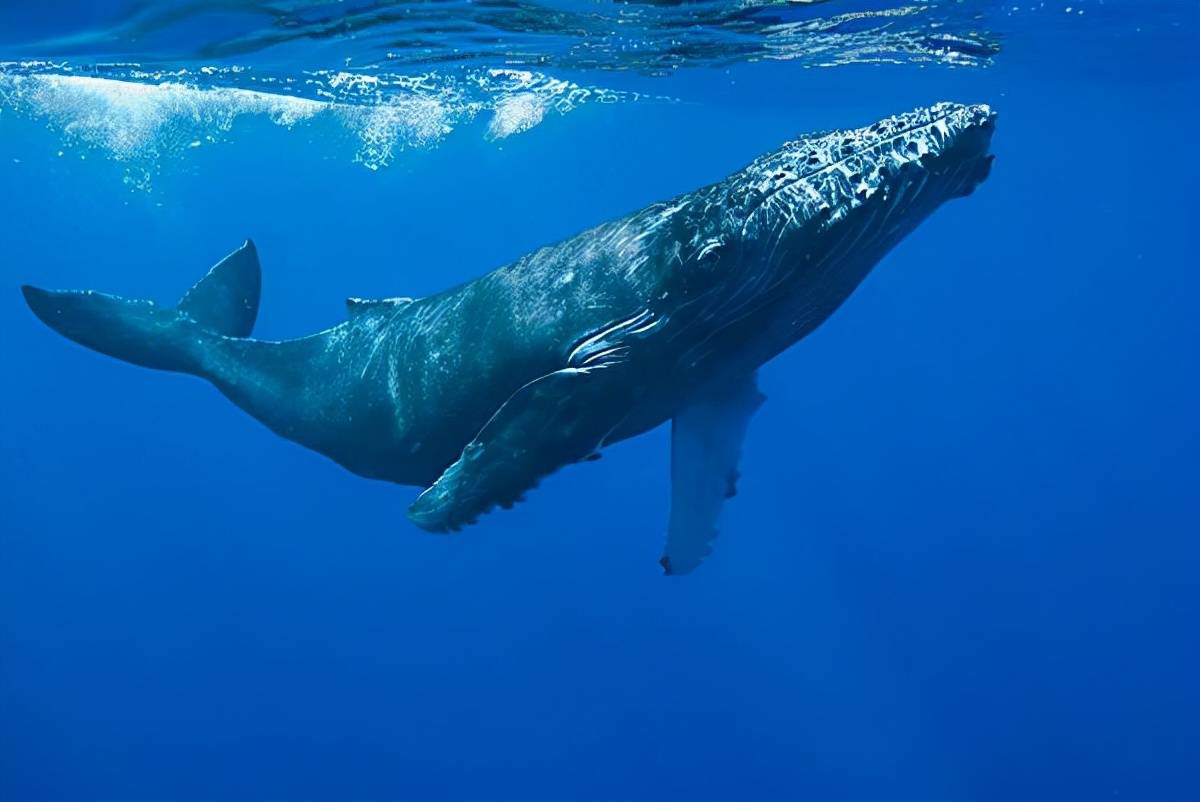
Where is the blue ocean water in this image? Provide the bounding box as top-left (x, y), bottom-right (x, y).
top-left (1, 2), bottom-right (1197, 800)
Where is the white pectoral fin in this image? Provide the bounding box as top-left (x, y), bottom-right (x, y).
top-left (661, 372), bottom-right (765, 576)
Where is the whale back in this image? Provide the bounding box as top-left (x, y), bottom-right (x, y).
top-left (346, 296), bottom-right (415, 319)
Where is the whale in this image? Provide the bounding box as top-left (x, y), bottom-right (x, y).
top-left (22, 101), bottom-right (996, 574)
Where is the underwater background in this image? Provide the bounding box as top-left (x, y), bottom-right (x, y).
top-left (1, 1), bottom-right (1198, 800)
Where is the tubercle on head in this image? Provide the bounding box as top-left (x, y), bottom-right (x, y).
top-left (730, 102), bottom-right (996, 231)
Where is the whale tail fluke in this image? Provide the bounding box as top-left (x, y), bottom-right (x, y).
top-left (21, 240), bottom-right (261, 375)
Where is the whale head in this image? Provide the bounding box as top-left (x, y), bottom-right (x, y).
top-left (667, 103), bottom-right (996, 299)
top-left (743, 101), bottom-right (994, 225)
top-left (655, 102), bottom-right (996, 378)
top-left (719, 102), bottom-right (997, 279)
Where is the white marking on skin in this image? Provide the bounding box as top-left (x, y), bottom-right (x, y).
top-left (581, 345), bottom-right (629, 365)
top-left (359, 328), bottom-right (391, 380)
top-left (696, 238), bottom-right (723, 261)
top-left (567, 309), bottom-right (652, 364)
top-left (626, 316), bottom-right (664, 336)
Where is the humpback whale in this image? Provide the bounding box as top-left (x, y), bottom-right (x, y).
top-left (22, 101), bottom-right (995, 574)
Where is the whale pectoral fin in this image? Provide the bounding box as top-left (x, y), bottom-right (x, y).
top-left (660, 373), bottom-right (765, 576)
top-left (407, 367), bottom-right (619, 533)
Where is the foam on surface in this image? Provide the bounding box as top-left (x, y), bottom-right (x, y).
top-left (0, 62), bottom-right (647, 186)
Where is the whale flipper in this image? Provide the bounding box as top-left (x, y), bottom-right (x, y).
top-left (660, 373), bottom-right (764, 576)
top-left (21, 241), bottom-right (260, 374)
top-left (407, 367), bottom-right (623, 533)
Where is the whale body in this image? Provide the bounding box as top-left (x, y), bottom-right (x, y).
top-left (23, 102), bottom-right (996, 574)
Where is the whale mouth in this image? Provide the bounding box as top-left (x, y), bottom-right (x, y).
top-left (914, 103), bottom-right (997, 197)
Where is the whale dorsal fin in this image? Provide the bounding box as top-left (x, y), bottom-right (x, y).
top-left (660, 372), bottom-right (765, 576)
top-left (346, 296), bottom-right (414, 319)
top-left (179, 240), bottom-right (261, 337)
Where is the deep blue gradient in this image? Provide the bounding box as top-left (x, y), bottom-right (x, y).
top-left (2, 5), bottom-right (1199, 801)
